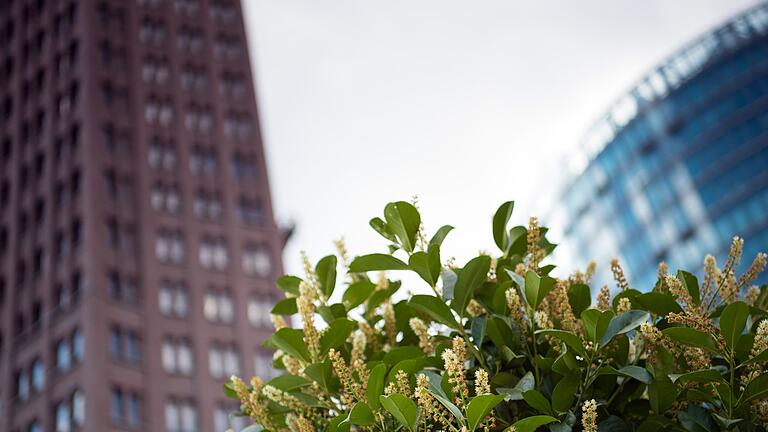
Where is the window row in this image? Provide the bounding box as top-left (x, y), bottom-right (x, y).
top-left (14, 358), bottom-right (44, 402)
top-left (55, 328), bottom-right (85, 372)
top-left (155, 232), bottom-right (273, 276)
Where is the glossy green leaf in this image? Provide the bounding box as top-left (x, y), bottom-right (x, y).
top-left (568, 283), bottom-right (591, 317)
top-left (662, 327), bottom-right (718, 353)
top-left (342, 402), bottom-right (374, 426)
top-left (618, 366), bottom-right (652, 384)
top-left (266, 374), bottom-right (311, 391)
top-left (599, 310), bottom-right (649, 348)
top-left (315, 255), bottom-right (338, 299)
top-left (366, 364), bottom-right (387, 409)
top-left (320, 318), bottom-right (357, 352)
top-left (384, 201), bottom-right (421, 253)
top-left (408, 244), bottom-right (441, 287)
top-left (492, 201), bottom-right (515, 252)
top-left (634, 292), bottom-right (683, 315)
top-left (466, 394), bottom-right (505, 431)
top-left (497, 372), bottom-right (534, 401)
top-left (429, 225), bottom-right (454, 247)
top-left (349, 254), bottom-right (409, 272)
top-left (742, 373), bottom-right (768, 404)
top-left (669, 369), bottom-right (724, 384)
top-left (506, 415), bottom-right (558, 432)
top-left (720, 301), bottom-right (749, 351)
top-left (581, 308), bottom-right (613, 344)
top-left (648, 377), bottom-right (677, 414)
top-left (270, 297), bottom-right (297, 315)
top-left (379, 394), bottom-right (418, 432)
top-left (524, 270), bottom-right (556, 309)
top-left (451, 255), bottom-right (492, 316)
top-left (369, 217), bottom-right (397, 243)
top-left (275, 275), bottom-right (302, 296)
top-left (263, 328), bottom-right (310, 363)
top-left (522, 390), bottom-right (554, 416)
top-left (677, 270), bottom-right (701, 305)
top-left (342, 280), bottom-right (376, 309)
top-left (551, 372), bottom-right (580, 412)
top-left (304, 361), bottom-right (339, 393)
top-left (409, 295), bottom-right (460, 330)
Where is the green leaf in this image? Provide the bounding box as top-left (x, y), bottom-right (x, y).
top-left (712, 413), bottom-right (743, 430)
top-left (369, 217), bottom-right (397, 243)
top-left (349, 254), bottom-right (409, 272)
top-left (466, 394), bottom-right (505, 431)
top-left (720, 301), bottom-right (749, 352)
top-left (648, 377), bottom-right (677, 414)
top-left (634, 292), bottom-right (683, 315)
top-left (384, 201), bottom-right (421, 253)
top-left (270, 297), bottom-right (297, 315)
top-left (522, 390), bottom-right (554, 416)
top-left (493, 201), bottom-right (515, 252)
top-left (442, 268), bottom-right (457, 301)
top-left (266, 374), bottom-right (312, 391)
top-left (429, 225), bottom-right (454, 247)
top-left (379, 394), bottom-right (418, 432)
top-left (618, 365), bottom-right (652, 384)
top-left (524, 271), bottom-right (556, 309)
top-left (568, 283), bottom-right (591, 317)
top-left (275, 275), bottom-right (302, 296)
top-left (366, 364), bottom-right (387, 409)
top-left (343, 402), bottom-right (374, 426)
top-left (551, 372), bottom-right (580, 412)
top-left (742, 373), bottom-right (768, 404)
top-left (506, 415), bottom-right (558, 432)
top-left (677, 404), bottom-right (718, 432)
top-left (669, 369), bottom-right (724, 384)
top-left (599, 310), bottom-right (649, 348)
top-left (304, 361), bottom-right (339, 393)
top-left (536, 329), bottom-right (586, 356)
top-left (342, 280), bottom-right (376, 309)
top-left (383, 346), bottom-right (424, 365)
top-left (409, 244), bottom-right (441, 287)
top-left (315, 255), bottom-right (338, 299)
top-left (662, 327), bottom-right (718, 353)
top-left (581, 308), bottom-right (613, 344)
top-left (451, 256), bottom-right (492, 316)
top-left (677, 270), bottom-right (701, 306)
top-left (263, 328), bottom-right (310, 363)
top-left (320, 318), bottom-right (357, 352)
top-left (497, 372), bottom-right (534, 401)
top-left (409, 295), bottom-right (460, 330)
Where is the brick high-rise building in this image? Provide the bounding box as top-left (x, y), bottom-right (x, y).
top-left (0, 1), bottom-right (285, 431)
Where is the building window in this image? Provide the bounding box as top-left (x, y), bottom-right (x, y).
top-left (199, 237), bottom-right (228, 270)
top-left (142, 56), bottom-right (170, 85)
top-left (177, 26), bottom-right (203, 53)
top-left (208, 343), bottom-right (240, 379)
top-left (231, 152), bottom-right (258, 181)
top-left (214, 405), bottom-right (247, 432)
top-left (165, 399), bottom-right (197, 432)
top-left (16, 370), bottom-right (29, 401)
top-left (224, 112), bottom-right (252, 141)
top-left (151, 182), bottom-right (181, 214)
top-left (28, 420), bottom-right (42, 432)
top-left (159, 280), bottom-right (189, 317)
top-left (184, 104), bottom-right (213, 134)
top-left (214, 34), bottom-right (242, 60)
top-left (220, 71), bottom-right (247, 98)
top-left (55, 401), bottom-right (71, 432)
top-left (175, 0), bottom-right (200, 15)
top-left (190, 146), bottom-right (217, 176)
top-left (31, 358), bottom-right (44, 392)
top-left (247, 297), bottom-right (274, 328)
top-left (112, 388), bottom-right (141, 427)
top-left (237, 196), bottom-right (264, 226)
top-left (110, 326), bottom-right (141, 365)
top-left (242, 244), bottom-right (272, 277)
top-left (108, 271), bottom-right (139, 305)
top-left (156, 229), bottom-right (185, 264)
top-left (181, 65), bottom-right (208, 91)
top-left (56, 339), bottom-right (72, 371)
top-left (144, 97), bottom-right (173, 126)
top-left (254, 351), bottom-right (278, 380)
top-left (73, 328), bottom-right (84, 361)
top-left (72, 390), bottom-right (85, 426)
top-left (211, 0), bottom-right (237, 23)
top-left (162, 338), bottom-right (194, 375)
top-left (147, 137), bottom-right (176, 169)
top-left (193, 190), bottom-right (223, 221)
top-left (139, 17), bottom-right (167, 45)
top-left (203, 289), bottom-right (234, 323)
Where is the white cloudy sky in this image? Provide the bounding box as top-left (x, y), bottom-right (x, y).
top-left (242, 0), bottom-right (759, 276)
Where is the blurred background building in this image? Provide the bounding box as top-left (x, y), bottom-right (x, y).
top-left (547, 2), bottom-right (768, 290)
top-left (0, 0), bottom-right (284, 431)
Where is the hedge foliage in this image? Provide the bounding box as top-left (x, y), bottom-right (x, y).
top-left (226, 200), bottom-right (768, 432)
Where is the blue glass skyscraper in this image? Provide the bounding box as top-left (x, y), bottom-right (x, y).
top-left (548, 2), bottom-right (768, 290)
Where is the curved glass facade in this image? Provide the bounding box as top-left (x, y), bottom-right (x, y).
top-left (549, 2), bottom-right (768, 290)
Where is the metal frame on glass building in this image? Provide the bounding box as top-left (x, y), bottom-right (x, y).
top-left (548, 1), bottom-right (768, 290)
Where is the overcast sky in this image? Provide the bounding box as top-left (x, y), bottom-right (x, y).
top-left (242, 0), bottom-right (759, 276)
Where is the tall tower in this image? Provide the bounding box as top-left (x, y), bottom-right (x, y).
top-left (0, 1), bottom-right (284, 431)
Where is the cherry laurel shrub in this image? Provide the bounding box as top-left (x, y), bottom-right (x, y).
top-left (226, 200), bottom-right (768, 432)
